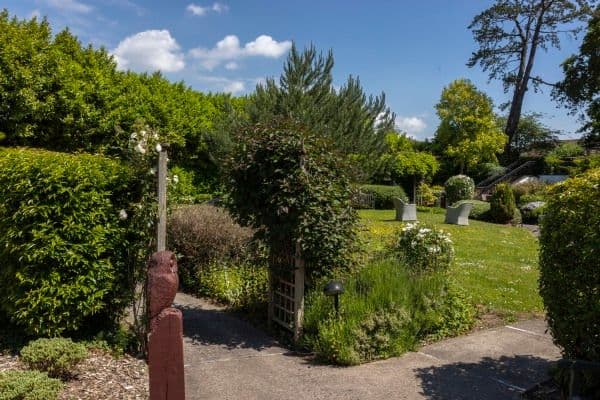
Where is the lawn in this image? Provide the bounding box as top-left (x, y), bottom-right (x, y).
top-left (358, 209), bottom-right (543, 320)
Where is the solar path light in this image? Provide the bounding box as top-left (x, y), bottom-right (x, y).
top-left (324, 280), bottom-right (344, 317)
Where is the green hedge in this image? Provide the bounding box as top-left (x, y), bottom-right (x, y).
top-left (0, 148), bottom-right (145, 336)
top-left (539, 168), bottom-right (600, 363)
top-left (358, 185), bottom-right (408, 209)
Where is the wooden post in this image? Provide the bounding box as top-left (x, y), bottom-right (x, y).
top-left (293, 240), bottom-right (305, 342)
top-left (157, 148), bottom-right (167, 252)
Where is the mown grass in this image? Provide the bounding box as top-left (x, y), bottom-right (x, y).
top-left (358, 209), bottom-right (542, 320)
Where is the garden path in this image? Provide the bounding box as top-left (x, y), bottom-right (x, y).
top-left (175, 292), bottom-right (560, 400)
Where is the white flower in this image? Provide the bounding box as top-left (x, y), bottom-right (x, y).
top-left (130, 132), bottom-right (137, 140)
top-left (140, 130), bottom-right (147, 136)
top-left (153, 132), bottom-right (159, 140)
top-left (155, 143), bottom-right (162, 152)
top-left (173, 174), bottom-right (179, 184)
top-left (118, 209), bottom-right (128, 220)
top-left (149, 168), bottom-right (156, 175)
top-left (135, 143), bottom-right (146, 154)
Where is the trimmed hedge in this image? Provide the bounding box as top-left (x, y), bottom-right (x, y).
top-left (358, 185), bottom-right (408, 209)
top-left (539, 168), bottom-right (600, 362)
top-left (0, 148), bottom-right (145, 336)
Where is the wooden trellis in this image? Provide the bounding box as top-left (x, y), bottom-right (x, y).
top-left (268, 241), bottom-right (305, 342)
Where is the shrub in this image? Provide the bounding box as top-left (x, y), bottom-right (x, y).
top-left (520, 201), bottom-right (546, 224)
top-left (0, 148), bottom-right (147, 336)
top-left (168, 166), bottom-right (211, 205)
top-left (20, 338), bottom-right (87, 379)
top-left (0, 370), bottom-right (63, 400)
top-left (302, 259), bottom-right (474, 365)
top-left (512, 180), bottom-right (547, 205)
top-left (416, 182), bottom-right (444, 207)
top-left (168, 204), bottom-right (256, 292)
top-left (444, 175), bottom-right (475, 206)
top-left (358, 184), bottom-right (408, 209)
top-left (539, 168), bottom-right (600, 362)
top-left (199, 261), bottom-right (269, 310)
top-left (489, 183), bottom-right (516, 224)
top-left (391, 223), bottom-right (454, 274)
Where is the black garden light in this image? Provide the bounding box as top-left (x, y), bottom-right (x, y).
top-left (324, 280), bottom-right (344, 317)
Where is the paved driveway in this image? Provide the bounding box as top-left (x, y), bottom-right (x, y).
top-left (176, 293), bottom-right (560, 400)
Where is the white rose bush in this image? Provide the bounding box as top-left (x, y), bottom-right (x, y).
top-left (392, 222), bottom-right (454, 274)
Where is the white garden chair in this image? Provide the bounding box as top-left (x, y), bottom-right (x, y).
top-left (393, 197), bottom-right (417, 221)
top-left (444, 202), bottom-right (473, 225)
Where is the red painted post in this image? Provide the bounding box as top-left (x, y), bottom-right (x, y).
top-left (147, 251), bottom-right (185, 400)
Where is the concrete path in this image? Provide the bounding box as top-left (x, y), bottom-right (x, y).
top-left (175, 293), bottom-right (560, 400)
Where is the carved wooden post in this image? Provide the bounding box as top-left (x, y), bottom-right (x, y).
top-left (147, 251), bottom-right (185, 400)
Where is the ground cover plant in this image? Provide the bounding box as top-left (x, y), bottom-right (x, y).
top-left (20, 338), bottom-right (87, 379)
top-left (0, 370), bottom-right (63, 400)
top-left (358, 209), bottom-right (542, 318)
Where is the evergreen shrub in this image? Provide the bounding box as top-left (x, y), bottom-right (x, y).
top-left (444, 175), bottom-right (475, 206)
top-left (489, 183), bottom-right (516, 223)
top-left (539, 168), bottom-right (600, 362)
top-left (20, 338), bottom-right (87, 379)
top-left (0, 148), bottom-right (145, 336)
top-left (358, 184), bottom-right (408, 209)
top-left (0, 370), bottom-right (63, 400)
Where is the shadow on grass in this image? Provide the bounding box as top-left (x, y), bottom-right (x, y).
top-left (415, 355), bottom-right (555, 400)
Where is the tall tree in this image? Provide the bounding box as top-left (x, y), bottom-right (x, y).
top-left (434, 79), bottom-right (507, 174)
top-left (248, 44), bottom-right (395, 179)
top-left (497, 112), bottom-right (559, 153)
top-left (553, 6), bottom-right (600, 149)
top-left (467, 0), bottom-right (593, 155)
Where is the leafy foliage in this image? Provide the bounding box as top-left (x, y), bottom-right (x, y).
top-left (248, 44), bottom-right (394, 180)
top-left (302, 259), bottom-right (474, 365)
top-left (544, 142), bottom-right (585, 174)
top-left (539, 168), bottom-right (600, 362)
top-left (444, 175), bottom-right (475, 205)
top-left (467, 0), bottom-right (593, 153)
top-left (0, 370), bottom-right (63, 400)
top-left (416, 182), bottom-right (444, 207)
top-left (391, 223), bottom-right (454, 274)
top-left (434, 79), bottom-right (506, 172)
top-left (497, 113), bottom-right (559, 157)
top-left (554, 6), bottom-right (600, 150)
top-left (0, 148), bottom-right (147, 336)
top-left (356, 184), bottom-right (408, 209)
top-left (168, 204), bottom-right (256, 292)
top-left (20, 338), bottom-right (87, 379)
top-left (226, 120), bottom-right (358, 277)
top-left (489, 183), bottom-right (517, 223)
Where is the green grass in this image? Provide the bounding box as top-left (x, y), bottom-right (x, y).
top-left (358, 209), bottom-right (542, 319)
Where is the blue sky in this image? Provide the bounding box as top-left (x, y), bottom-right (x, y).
top-left (4, 0), bottom-right (587, 140)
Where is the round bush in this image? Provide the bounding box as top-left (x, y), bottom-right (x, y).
top-left (20, 338), bottom-right (88, 379)
top-left (0, 148), bottom-right (147, 336)
top-left (444, 175), bottom-right (475, 206)
top-left (539, 168), bottom-right (600, 361)
top-left (168, 204), bottom-right (256, 293)
top-left (0, 370), bottom-right (63, 400)
top-left (391, 222), bottom-right (454, 274)
top-left (489, 183), bottom-right (516, 223)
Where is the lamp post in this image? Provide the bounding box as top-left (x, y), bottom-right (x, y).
top-left (324, 280), bottom-right (344, 317)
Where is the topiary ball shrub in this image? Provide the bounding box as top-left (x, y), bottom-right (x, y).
top-left (444, 175), bottom-right (475, 206)
top-left (489, 183), bottom-right (516, 224)
top-left (0, 370), bottom-right (63, 400)
top-left (391, 222), bottom-right (454, 274)
top-left (168, 204), bottom-right (256, 293)
top-left (357, 184), bottom-right (408, 209)
top-left (0, 148), bottom-right (146, 336)
top-left (20, 338), bottom-right (88, 379)
top-left (539, 168), bottom-right (600, 363)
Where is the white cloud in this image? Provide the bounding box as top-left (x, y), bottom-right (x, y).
top-left (29, 9), bottom-right (42, 19)
top-left (223, 81), bottom-right (245, 93)
top-left (42, 0), bottom-right (93, 14)
top-left (224, 61), bottom-right (239, 70)
top-left (395, 116), bottom-right (427, 135)
top-left (187, 2), bottom-right (228, 16)
top-left (186, 4), bottom-right (209, 16)
top-left (196, 76), bottom-right (246, 94)
top-left (189, 34), bottom-right (291, 70)
top-left (112, 30), bottom-right (185, 73)
top-left (212, 2), bottom-right (228, 13)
